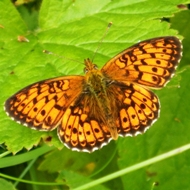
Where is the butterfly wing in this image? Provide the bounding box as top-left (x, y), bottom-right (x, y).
top-left (5, 76), bottom-right (85, 131)
top-left (106, 81), bottom-right (160, 136)
top-left (58, 92), bottom-right (113, 152)
top-left (101, 36), bottom-right (182, 88)
top-left (57, 80), bottom-right (160, 152)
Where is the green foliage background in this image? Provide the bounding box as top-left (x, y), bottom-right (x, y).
top-left (0, 0), bottom-right (190, 189)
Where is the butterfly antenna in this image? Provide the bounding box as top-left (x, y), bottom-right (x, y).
top-left (43, 50), bottom-right (84, 65)
top-left (91, 22), bottom-right (112, 63)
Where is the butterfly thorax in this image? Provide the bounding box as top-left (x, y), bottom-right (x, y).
top-left (84, 59), bottom-right (118, 140)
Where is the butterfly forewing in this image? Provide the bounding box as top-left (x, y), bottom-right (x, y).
top-left (102, 36), bottom-right (182, 88)
top-left (5, 76), bottom-right (84, 130)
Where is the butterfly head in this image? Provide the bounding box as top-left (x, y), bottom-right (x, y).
top-left (84, 58), bottom-right (98, 74)
top-left (84, 58), bottom-right (104, 91)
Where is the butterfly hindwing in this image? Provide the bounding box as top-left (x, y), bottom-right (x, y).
top-left (58, 80), bottom-right (160, 152)
top-left (106, 82), bottom-right (160, 136)
top-left (58, 93), bottom-right (112, 152)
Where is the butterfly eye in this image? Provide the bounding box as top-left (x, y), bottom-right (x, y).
top-left (93, 64), bottom-right (98, 69)
top-left (84, 67), bottom-right (89, 73)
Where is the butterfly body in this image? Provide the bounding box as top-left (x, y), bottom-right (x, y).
top-left (84, 59), bottom-right (118, 140)
top-left (5, 36), bottom-right (182, 152)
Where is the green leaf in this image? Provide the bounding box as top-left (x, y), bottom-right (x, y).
top-left (1, 0), bottom-right (190, 189)
top-left (0, 178), bottom-right (16, 190)
top-left (58, 170), bottom-right (109, 190)
top-left (38, 141), bottom-right (116, 174)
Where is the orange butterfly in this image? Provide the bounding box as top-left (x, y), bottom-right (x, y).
top-left (5, 36), bottom-right (182, 152)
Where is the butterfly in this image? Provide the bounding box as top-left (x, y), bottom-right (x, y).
top-left (5, 36), bottom-right (182, 152)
